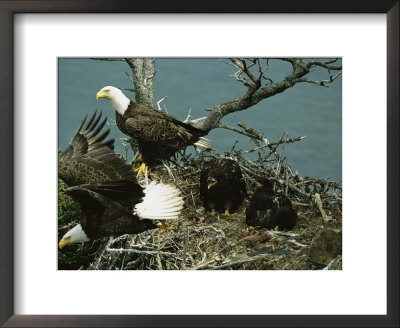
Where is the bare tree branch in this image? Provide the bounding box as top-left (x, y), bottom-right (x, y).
top-left (110, 58), bottom-right (341, 150)
top-left (218, 123), bottom-right (266, 141)
top-left (192, 58), bottom-right (341, 132)
top-left (237, 122), bottom-right (269, 142)
top-left (242, 135), bottom-right (307, 154)
top-left (229, 58), bottom-right (259, 84)
top-left (307, 58), bottom-right (342, 70)
top-left (293, 71), bottom-right (342, 87)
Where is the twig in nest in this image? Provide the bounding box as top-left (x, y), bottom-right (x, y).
top-left (313, 193), bottom-right (330, 222)
top-left (286, 239), bottom-right (307, 248)
top-left (242, 135), bottom-right (307, 154)
top-left (237, 122), bottom-right (269, 144)
top-left (190, 191), bottom-right (196, 208)
top-left (211, 253), bottom-right (272, 270)
top-left (156, 254), bottom-right (163, 270)
top-left (268, 231), bottom-right (300, 238)
top-left (90, 237), bottom-right (115, 270)
top-left (269, 176), bottom-right (311, 198)
top-left (183, 226), bottom-right (189, 265)
top-left (274, 132), bottom-right (287, 176)
top-left (163, 161), bottom-right (175, 182)
top-left (106, 248), bottom-right (176, 256)
top-left (180, 170), bottom-right (202, 178)
top-left (238, 232), bottom-right (272, 244)
top-left (192, 256), bottom-right (223, 270)
top-left (292, 201), bottom-right (311, 207)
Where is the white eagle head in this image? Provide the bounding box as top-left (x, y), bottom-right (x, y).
top-left (96, 85), bottom-right (130, 115)
top-left (58, 224), bottom-right (90, 249)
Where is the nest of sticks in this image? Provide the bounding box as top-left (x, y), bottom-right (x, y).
top-left (71, 132), bottom-right (343, 271)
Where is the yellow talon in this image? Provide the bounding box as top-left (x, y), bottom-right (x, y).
top-left (224, 210), bottom-right (233, 216)
top-left (209, 211), bottom-right (217, 216)
top-left (274, 225), bottom-right (279, 231)
top-left (157, 220), bottom-right (174, 230)
top-left (132, 153), bottom-right (143, 165)
top-left (246, 226), bottom-right (255, 234)
top-left (134, 163), bottom-right (147, 178)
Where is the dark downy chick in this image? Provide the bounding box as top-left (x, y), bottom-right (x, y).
top-left (246, 177), bottom-right (297, 230)
top-left (200, 158), bottom-right (246, 216)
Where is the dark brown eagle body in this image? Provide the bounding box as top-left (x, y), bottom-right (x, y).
top-left (65, 181), bottom-right (153, 240)
top-left (116, 102), bottom-right (207, 165)
top-left (59, 112), bottom-right (155, 240)
top-left (246, 178), bottom-right (298, 230)
top-left (200, 158), bottom-right (247, 214)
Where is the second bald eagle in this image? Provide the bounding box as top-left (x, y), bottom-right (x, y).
top-left (96, 86), bottom-right (209, 177)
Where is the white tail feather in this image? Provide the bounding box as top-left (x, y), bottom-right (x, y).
top-left (194, 137), bottom-right (211, 149)
top-left (134, 181), bottom-right (184, 220)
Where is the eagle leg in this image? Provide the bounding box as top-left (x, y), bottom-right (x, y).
top-left (134, 162), bottom-right (147, 178)
top-left (246, 226), bottom-right (255, 234)
top-left (132, 153), bottom-right (143, 165)
top-left (157, 220), bottom-right (174, 231)
top-left (224, 210), bottom-right (234, 216)
top-left (209, 211), bottom-right (217, 216)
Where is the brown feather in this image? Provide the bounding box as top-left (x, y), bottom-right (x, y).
top-left (200, 158), bottom-right (247, 213)
top-left (59, 112), bottom-right (134, 186)
top-left (59, 112), bottom-right (156, 239)
top-left (116, 102), bottom-right (207, 165)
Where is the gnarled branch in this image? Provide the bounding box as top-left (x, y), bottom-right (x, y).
top-left (192, 58), bottom-right (341, 132)
top-left (121, 58), bottom-right (341, 143)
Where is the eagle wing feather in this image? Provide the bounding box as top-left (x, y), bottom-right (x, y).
top-left (59, 112), bottom-right (135, 186)
top-left (126, 103), bottom-right (205, 148)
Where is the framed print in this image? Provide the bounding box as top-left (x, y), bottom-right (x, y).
top-left (1, 1), bottom-right (398, 327)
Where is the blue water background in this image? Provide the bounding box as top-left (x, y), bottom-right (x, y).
top-left (58, 58), bottom-right (342, 183)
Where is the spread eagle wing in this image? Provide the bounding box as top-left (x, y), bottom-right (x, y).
top-left (59, 112), bottom-right (134, 186)
top-left (65, 180), bottom-right (144, 208)
top-left (124, 103), bottom-right (205, 149)
top-left (61, 111), bottom-right (114, 159)
top-left (64, 183), bottom-right (154, 238)
top-left (64, 184), bottom-right (132, 216)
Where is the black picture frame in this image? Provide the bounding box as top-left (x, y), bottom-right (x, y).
top-left (0, 1), bottom-right (398, 327)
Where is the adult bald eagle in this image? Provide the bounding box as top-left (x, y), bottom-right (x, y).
top-left (200, 158), bottom-right (246, 216)
top-left (245, 178), bottom-right (298, 230)
top-left (58, 112), bottom-right (184, 249)
top-left (96, 86), bottom-right (209, 177)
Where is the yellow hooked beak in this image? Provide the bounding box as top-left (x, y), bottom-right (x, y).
top-left (58, 237), bottom-right (71, 250)
top-left (207, 177), bottom-right (217, 189)
top-left (96, 90), bottom-right (107, 100)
